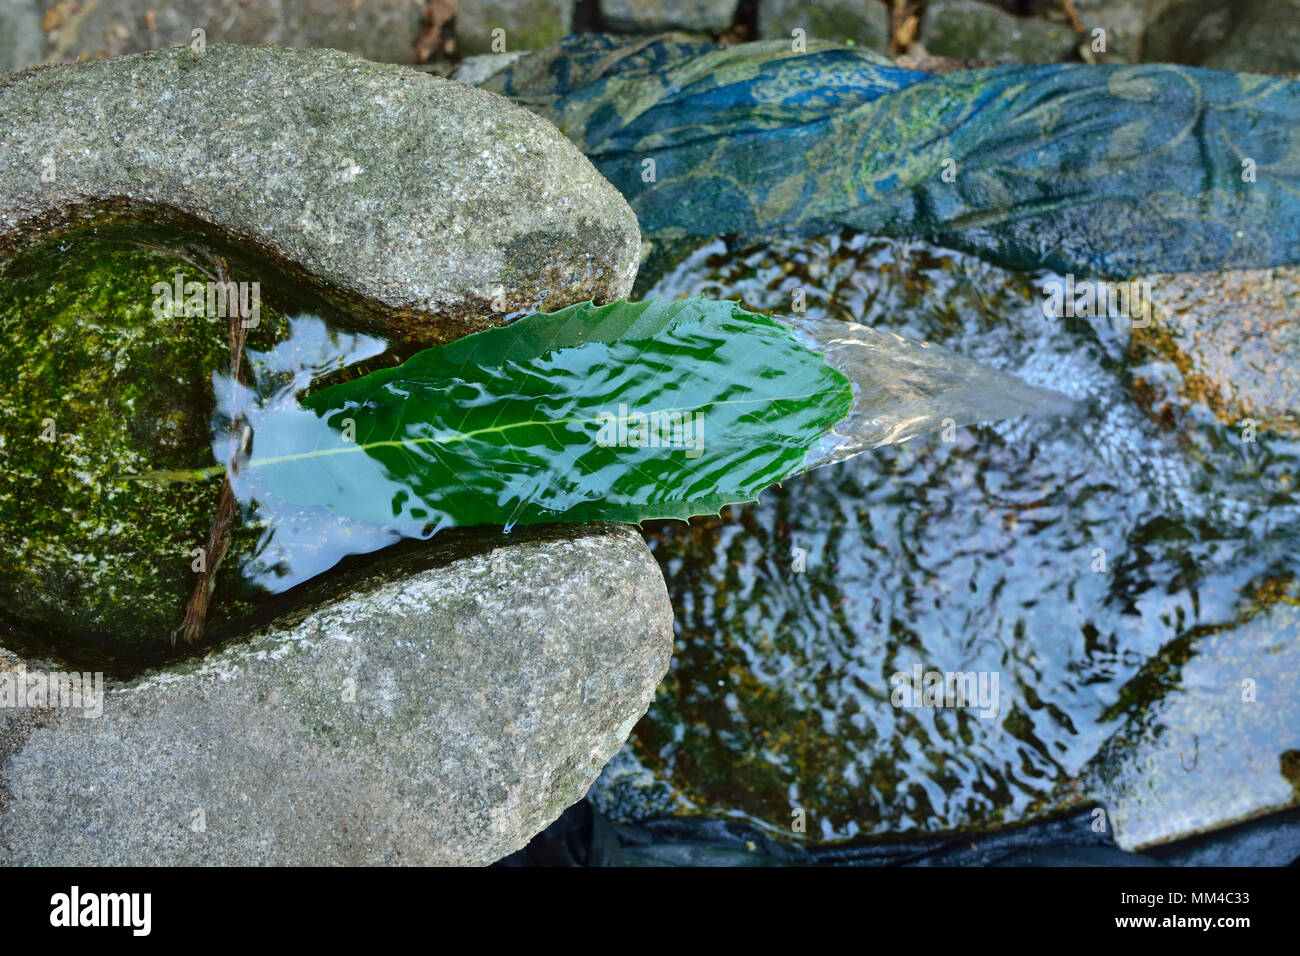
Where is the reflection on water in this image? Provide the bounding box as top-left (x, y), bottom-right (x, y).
top-left (216, 315), bottom-right (410, 595)
top-left (592, 232), bottom-right (1300, 841)
top-left (785, 315), bottom-right (1076, 470)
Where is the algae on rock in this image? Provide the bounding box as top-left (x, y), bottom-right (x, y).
top-left (1130, 267), bottom-right (1300, 440)
top-left (0, 235), bottom-right (287, 657)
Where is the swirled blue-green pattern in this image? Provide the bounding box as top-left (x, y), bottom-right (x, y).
top-left (485, 34), bottom-right (1300, 277)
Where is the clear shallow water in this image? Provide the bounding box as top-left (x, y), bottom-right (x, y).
top-left (592, 231), bottom-right (1300, 841)
top-left (216, 315), bottom-right (411, 596)
top-left (787, 314), bottom-right (1077, 470)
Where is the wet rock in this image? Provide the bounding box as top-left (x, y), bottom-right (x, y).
top-left (0, 524), bottom-right (675, 866)
top-left (1084, 599), bottom-right (1300, 850)
top-left (31, 0), bottom-right (420, 66)
top-left (0, 45), bottom-right (641, 339)
top-left (757, 0), bottom-right (890, 52)
top-left (1150, 810), bottom-right (1300, 867)
top-left (456, 0), bottom-right (572, 56)
top-left (0, 45), bottom-right (640, 655)
top-left (0, 0), bottom-right (41, 73)
top-left (921, 0), bottom-right (1077, 63)
top-left (1129, 267), bottom-right (1300, 439)
top-left (0, 236), bottom-right (286, 656)
top-left (1143, 0), bottom-right (1300, 73)
top-left (600, 0), bottom-right (735, 35)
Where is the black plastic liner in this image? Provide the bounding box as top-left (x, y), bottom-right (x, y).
top-left (499, 801), bottom-right (1300, 867)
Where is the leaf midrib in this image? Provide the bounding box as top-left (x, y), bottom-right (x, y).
top-left (130, 389), bottom-right (827, 482)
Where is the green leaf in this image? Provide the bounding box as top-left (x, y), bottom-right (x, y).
top-left (232, 298), bottom-right (853, 530)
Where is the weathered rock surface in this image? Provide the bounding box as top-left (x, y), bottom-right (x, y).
top-left (1129, 267), bottom-right (1300, 439)
top-left (1030, 0), bottom-right (1144, 62)
top-left (1084, 599), bottom-right (1300, 850)
top-left (25, 0), bottom-right (420, 67)
top-left (921, 0), bottom-right (1077, 63)
top-left (0, 44), bottom-right (641, 342)
top-left (456, 0), bottom-right (572, 56)
top-left (452, 50), bottom-right (530, 86)
top-left (1143, 0), bottom-right (1300, 73)
top-left (0, 0), bottom-right (41, 73)
top-left (757, 0), bottom-right (890, 52)
top-left (0, 523), bottom-right (674, 866)
top-left (600, 0), bottom-right (735, 35)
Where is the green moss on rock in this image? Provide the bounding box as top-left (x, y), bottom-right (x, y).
top-left (0, 236), bottom-right (286, 656)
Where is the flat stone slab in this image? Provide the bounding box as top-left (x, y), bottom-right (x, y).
top-left (601, 0), bottom-right (735, 35)
top-left (0, 524), bottom-right (674, 865)
top-left (0, 44), bottom-right (640, 343)
top-left (1130, 266), bottom-right (1300, 440)
top-left (29, 0), bottom-right (421, 67)
top-left (1084, 600), bottom-right (1300, 850)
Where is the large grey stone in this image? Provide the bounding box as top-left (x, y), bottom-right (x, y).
top-left (1143, 0), bottom-right (1300, 72)
top-left (0, 45), bottom-right (641, 344)
top-left (0, 523), bottom-right (674, 865)
top-left (600, 0), bottom-right (735, 35)
top-left (1028, 0), bottom-right (1145, 62)
top-left (0, 0), bottom-right (41, 73)
top-left (921, 0), bottom-right (1077, 63)
top-left (1084, 601), bottom-right (1300, 850)
top-left (31, 0), bottom-right (420, 67)
top-left (757, 0), bottom-right (890, 53)
top-left (456, 0), bottom-right (573, 56)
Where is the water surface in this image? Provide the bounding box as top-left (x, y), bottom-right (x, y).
top-left (594, 231), bottom-right (1300, 841)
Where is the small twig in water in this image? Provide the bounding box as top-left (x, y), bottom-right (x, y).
top-left (129, 240), bottom-right (220, 283)
top-left (172, 256), bottom-right (249, 646)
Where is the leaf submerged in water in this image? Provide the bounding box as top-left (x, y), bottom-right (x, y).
top-left (218, 298), bottom-right (855, 531)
